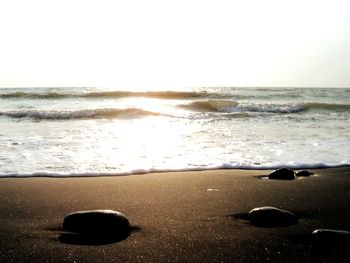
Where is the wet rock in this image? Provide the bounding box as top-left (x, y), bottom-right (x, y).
top-left (268, 168), bottom-right (295, 180)
top-left (312, 229), bottom-right (350, 247)
top-left (295, 170), bottom-right (313, 177)
top-left (63, 209), bottom-right (130, 238)
top-left (248, 206), bottom-right (298, 227)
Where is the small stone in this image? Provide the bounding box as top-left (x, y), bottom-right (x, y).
top-left (295, 170), bottom-right (313, 177)
top-left (312, 229), bottom-right (350, 247)
top-left (206, 188), bottom-right (220, 192)
top-left (63, 209), bottom-right (130, 238)
top-left (268, 168), bottom-right (295, 180)
top-left (248, 206), bottom-right (298, 227)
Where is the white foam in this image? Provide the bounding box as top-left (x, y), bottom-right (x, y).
top-left (1, 162), bottom-right (349, 178)
top-left (219, 103), bottom-right (304, 114)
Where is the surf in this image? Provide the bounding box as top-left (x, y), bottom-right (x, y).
top-left (180, 100), bottom-right (304, 113)
top-left (180, 100), bottom-right (350, 114)
top-left (0, 108), bottom-right (162, 120)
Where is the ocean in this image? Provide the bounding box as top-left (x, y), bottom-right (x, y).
top-left (0, 87), bottom-right (349, 177)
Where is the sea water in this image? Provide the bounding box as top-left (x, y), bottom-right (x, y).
top-left (0, 87), bottom-right (349, 177)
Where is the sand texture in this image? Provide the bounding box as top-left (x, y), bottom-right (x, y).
top-left (0, 168), bottom-right (350, 262)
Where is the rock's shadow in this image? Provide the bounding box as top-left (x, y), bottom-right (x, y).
top-left (284, 233), bottom-right (314, 246)
top-left (58, 232), bottom-right (128, 245)
top-left (49, 226), bottom-right (141, 246)
top-left (285, 232), bottom-right (350, 252)
top-left (229, 212), bottom-right (300, 228)
top-left (229, 213), bottom-right (250, 221)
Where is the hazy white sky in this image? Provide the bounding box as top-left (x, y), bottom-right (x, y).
top-left (0, 0), bottom-right (349, 89)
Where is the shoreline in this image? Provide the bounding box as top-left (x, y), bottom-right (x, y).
top-left (1, 168), bottom-right (349, 262)
top-left (1, 164), bottom-right (350, 178)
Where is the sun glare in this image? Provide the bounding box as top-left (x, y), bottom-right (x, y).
top-left (103, 116), bottom-right (193, 171)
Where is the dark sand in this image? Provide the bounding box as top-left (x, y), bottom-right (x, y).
top-left (0, 168), bottom-right (349, 262)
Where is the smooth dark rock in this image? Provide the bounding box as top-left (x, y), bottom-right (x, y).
top-left (295, 170), bottom-right (313, 177)
top-left (248, 206), bottom-right (298, 227)
top-left (268, 168), bottom-right (295, 180)
top-left (312, 229), bottom-right (350, 247)
top-left (63, 210), bottom-right (130, 238)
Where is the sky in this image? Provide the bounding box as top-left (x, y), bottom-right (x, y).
top-left (0, 0), bottom-right (349, 89)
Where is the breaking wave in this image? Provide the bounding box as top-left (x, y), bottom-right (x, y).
top-left (180, 100), bottom-right (303, 113)
top-left (0, 108), bottom-right (162, 120)
top-left (180, 100), bottom-right (350, 113)
top-left (2, 101), bottom-right (349, 121)
top-left (180, 100), bottom-right (239, 112)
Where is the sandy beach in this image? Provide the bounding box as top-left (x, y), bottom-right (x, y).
top-left (0, 168), bottom-right (349, 262)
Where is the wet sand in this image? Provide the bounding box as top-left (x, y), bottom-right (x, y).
top-left (0, 168), bottom-right (349, 262)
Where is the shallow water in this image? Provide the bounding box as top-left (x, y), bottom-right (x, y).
top-left (0, 87), bottom-right (349, 177)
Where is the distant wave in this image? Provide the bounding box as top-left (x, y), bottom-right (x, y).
top-left (84, 90), bottom-right (205, 99)
top-left (0, 90), bottom-right (207, 100)
top-left (0, 92), bottom-right (70, 99)
top-left (303, 102), bottom-right (350, 111)
top-left (180, 100), bottom-right (350, 114)
top-left (0, 108), bottom-right (162, 120)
